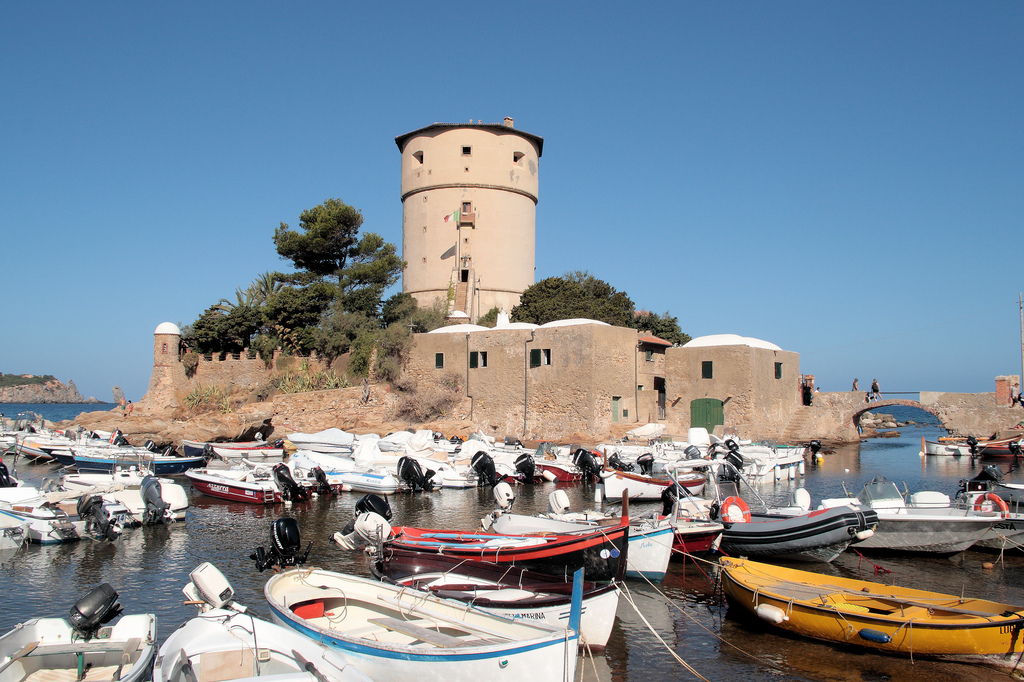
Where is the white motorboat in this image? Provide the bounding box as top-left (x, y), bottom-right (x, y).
top-left (0, 583), bottom-right (156, 682)
top-left (265, 566), bottom-right (581, 682)
top-left (153, 563), bottom-right (371, 682)
top-left (289, 451), bottom-right (398, 494)
top-left (819, 477), bottom-right (997, 553)
top-left (285, 428), bottom-right (356, 454)
top-left (0, 487), bottom-right (128, 544)
top-left (59, 471), bottom-right (188, 525)
top-left (0, 515), bottom-right (26, 552)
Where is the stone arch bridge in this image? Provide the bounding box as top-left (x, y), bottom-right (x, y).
top-left (787, 392), bottom-right (1024, 443)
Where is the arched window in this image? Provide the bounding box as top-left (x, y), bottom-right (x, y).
top-left (162, 343), bottom-right (168, 354)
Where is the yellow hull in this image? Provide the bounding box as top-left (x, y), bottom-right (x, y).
top-left (720, 557), bottom-right (1024, 664)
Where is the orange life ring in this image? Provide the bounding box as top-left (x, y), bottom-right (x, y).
top-left (974, 492), bottom-right (1010, 517)
top-left (721, 496), bottom-right (752, 523)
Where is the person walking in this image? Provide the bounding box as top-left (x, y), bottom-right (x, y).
top-left (852, 378), bottom-right (859, 391)
top-left (127, 400), bottom-right (133, 417)
top-left (870, 379), bottom-right (881, 402)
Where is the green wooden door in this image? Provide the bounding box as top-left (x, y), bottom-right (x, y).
top-left (612, 396), bottom-right (621, 423)
top-left (690, 398), bottom-right (724, 433)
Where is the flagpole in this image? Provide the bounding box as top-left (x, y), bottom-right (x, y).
top-left (1019, 292), bottom-right (1023, 391)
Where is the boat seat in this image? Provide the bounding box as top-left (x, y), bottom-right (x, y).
top-left (366, 617), bottom-right (469, 648)
top-left (199, 648), bottom-right (254, 682)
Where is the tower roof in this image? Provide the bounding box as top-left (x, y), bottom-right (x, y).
top-left (396, 120), bottom-right (544, 156)
top-left (154, 322), bottom-right (181, 335)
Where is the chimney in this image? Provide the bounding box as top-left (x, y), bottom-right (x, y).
top-left (503, 117), bottom-right (514, 128)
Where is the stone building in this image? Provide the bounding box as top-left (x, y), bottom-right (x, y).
top-left (396, 118), bottom-right (543, 319)
top-left (405, 321), bottom-right (802, 439)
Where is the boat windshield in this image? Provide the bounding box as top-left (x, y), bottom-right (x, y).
top-left (717, 480), bottom-right (741, 500)
top-left (857, 479), bottom-right (903, 506)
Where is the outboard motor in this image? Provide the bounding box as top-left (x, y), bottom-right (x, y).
top-left (514, 452), bottom-right (536, 483)
top-left (251, 517), bottom-right (311, 572)
top-left (683, 445), bottom-right (701, 460)
top-left (144, 440), bottom-right (159, 453)
top-left (449, 435), bottom-right (464, 445)
top-left (661, 482), bottom-right (683, 517)
top-left (572, 448), bottom-right (602, 482)
top-left (492, 481), bottom-right (516, 511)
top-left (355, 493), bottom-right (393, 521)
top-left (0, 461), bottom-right (13, 488)
top-left (607, 452), bottom-right (633, 472)
top-left (163, 445), bottom-right (178, 458)
top-left (548, 489), bottom-right (571, 515)
top-left (311, 467), bottom-right (334, 496)
top-left (505, 436), bottom-right (524, 448)
top-left (273, 463), bottom-right (309, 502)
top-left (637, 452), bottom-right (655, 476)
top-left (1010, 441), bottom-right (1023, 459)
top-left (332, 495), bottom-right (394, 550)
top-left (69, 584), bottom-right (122, 639)
top-left (809, 440), bottom-right (822, 455)
top-left (967, 435), bottom-right (979, 456)
top-left (471, 451), bottom-right (499, 488)
top-left (397, 456), bottom-right (436, 492)
top-left (77, 495), bottom-right (122, 541)
top-left (140, 475), bottom-right (170, 525)
top-left (110, 429), bottom-right (129, 447)
top-left (977, 465), bottom-right (1005, 482)
top-left (202, 443), bottom-right (216, 460)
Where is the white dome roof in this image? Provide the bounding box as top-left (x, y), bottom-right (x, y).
top-left (428, 324), bottom-right (488, 334)
top-left (495, 321), bottom-right (540, 330)
top-left (539, 319), bottom-right (610, 328)
top-left (154, 322), bottom-right (181, 335)
top-left (447, 310), bottom-right (470, 318)
top-left (682, 334), bottom-right (782, 351)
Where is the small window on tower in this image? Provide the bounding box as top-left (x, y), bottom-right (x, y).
top-left (162, 343), bottom-right (167, 354)
top-left (462, 202), bottom-right (472, 213)
top-left (513, 152), bottom-right (524, 164)
top-left (413, 151), bottom-right (423, 164)
top-left (462, 146), bottom-right (472, 156)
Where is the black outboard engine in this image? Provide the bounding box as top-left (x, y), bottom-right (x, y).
top-left (607, 452), bottom-right (633, 472)
top-left (724, 450), bottom-right (744, 473)
top-left (683, 445), bottom-right (701, 460)
top-left (202, 443), bottom-right (216, 460)
top-left (69, 584), bottom-right (122, 639)
top-left (397, 456), bottom-right (436, 492)
top-left (77, 495), bottom-right (121, 541)
top-left (449, 435), bottom-right (464, 445)
top-left (355, 493), bottom-right (393, 521)
top-left (273, 463), bottom-right (309, 502)
top-left (110, 429), bottom-right (129, 447)
top-left (251, 517), bottom-right (311, 572)
top-left (637, 452), bottom-right (655, 476)
top-left (572, 448), bottom-right (602, 482)
top-left (661, 482), bottom-right (683, 516)
top-left (976, 465), bottom-right (1005, 482)
top-left (144, 440), bottom-right (159, 453)
top-left (0, 461), bottom-right (13, 488)
top-left (140, 475), bottom-right (169, 525)
top-left (311, 467), bottom-right (334, 496)
top-left (471, 451), bottom-right (499, 488)
top-left (1010, 441), bottom-right (1023, 459)
top-left (505, 436), bottom-right (524, 448)
top-left (809, 440), bottom-right (822, 455)
top-left (967, 435), bottom-right (979, 456)
top-left (163, 445), bottom-right (178, 457)
top-left (514, 452), bottom-right (536, 483)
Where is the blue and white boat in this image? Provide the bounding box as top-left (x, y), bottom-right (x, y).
top-left (72, 450), bottom-right (206, 475)
top-left (265, 566), bottom-right (582, 682)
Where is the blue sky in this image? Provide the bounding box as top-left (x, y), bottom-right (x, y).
top-left (2, 2), bottom-right (1021, 401)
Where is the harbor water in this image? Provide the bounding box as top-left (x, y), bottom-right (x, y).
top-left (3, 405), bottom-right (1024, 681)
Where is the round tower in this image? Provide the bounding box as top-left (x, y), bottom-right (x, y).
top-left (153, 321), bottom-right (182, 366)
top-left (396, 118), bottom-right (543, 320)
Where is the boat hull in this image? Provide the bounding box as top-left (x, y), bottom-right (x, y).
top-left (720, 557), bottom-right (1024, 669)
top-left (184, 470), bottom-right (280, 504)
top-left (720, 507), bottom-right (878, 563)
top-left (74, 453), bottom-right (206, 475)
top-left (854, 511), bottom-right (995, 553)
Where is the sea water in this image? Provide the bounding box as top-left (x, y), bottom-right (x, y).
top-left (0, 403), bottom-right (113, 424)
top-left (2, 407), bottom-right (1023, 681)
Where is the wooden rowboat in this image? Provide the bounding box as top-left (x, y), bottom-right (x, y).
top-left (720, 557), bottom-right (1024, 671)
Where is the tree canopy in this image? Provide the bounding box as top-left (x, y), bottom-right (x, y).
top-left (273, 198), bottom-right (364, 283)
top-left (512, 271), bottom-right (689, 344)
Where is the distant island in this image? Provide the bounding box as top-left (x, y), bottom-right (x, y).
top-left (0, 372), bottom-right (102, 404)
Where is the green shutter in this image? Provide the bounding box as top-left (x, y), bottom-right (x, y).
top-left (435, 353), bottom-right (444, 369)
top-left (530, 348), bottom-right (541, 368)
top-left (470, 351), bottom-right (478, 369)
top-left (775, 362), bottom-right (783, 379)
top-left (701, 361), bottom-right (713, 379)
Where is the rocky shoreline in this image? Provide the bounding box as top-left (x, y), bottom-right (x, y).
top-left (0, 378), bottom-right (101, 404)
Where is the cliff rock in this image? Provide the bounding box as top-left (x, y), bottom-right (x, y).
top-left (0, 378), bottom-right (100, 404)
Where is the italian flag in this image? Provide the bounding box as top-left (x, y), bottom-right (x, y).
top-left (443, 209), bottom-right (460, 225)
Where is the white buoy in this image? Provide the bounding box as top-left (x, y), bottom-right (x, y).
top-left (799, 461), bottom-right (805, 475)
top-left (542, 470), bottom-right (557, 482)
top-left (755, 603), bottom-right (789, 624)
top-left (594, 484), bottom-right (603, 504)
top-left (788, 466), bottom-right (796, 480)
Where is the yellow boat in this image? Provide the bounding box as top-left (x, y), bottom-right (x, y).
top-left (720, 557), bottom-right (1024, 670)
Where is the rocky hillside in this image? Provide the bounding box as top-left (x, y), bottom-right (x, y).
top-left (0, 375), bottom-right (98, 403)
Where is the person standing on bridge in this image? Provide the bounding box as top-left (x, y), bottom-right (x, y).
top-left (852, 378), bottom-right (859, 391)
top-left (870, 379), bottom-right (881, 402)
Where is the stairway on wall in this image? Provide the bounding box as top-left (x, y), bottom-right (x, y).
top-left (454, 282), bottom-right (469, 315)
top-left (780, 407), bottom-right (813, 443)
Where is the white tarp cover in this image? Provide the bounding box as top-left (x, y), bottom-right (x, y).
top-left (352, 439), bottom-right (385, 469)
top-left (287, 428), bottom-right (355, 446)
top-left (626, 423), bottom-right (665, 439)
top-left (404, 430), bottom-right (437, 458)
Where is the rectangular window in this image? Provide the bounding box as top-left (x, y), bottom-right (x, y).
top-left (435, 353), bottom-right (444, 369)
top-left (462, 146), bottom-right (472, 156)
top-left (701, 361), bottom-right (713, 379)
top-left (638, 385), bottom-right (644, 391)
top-left (470, 351), bottom-right (487, 369)
top-left (462, 201), bottom-right (472, 213)
top-left (480, 351), bottom-right (487, 367)
top-left (513, 151), bottom-right (524, 164)
top-left (542, 348), bottom-right (551, 365)
top-left (623, 409), bottom-right (629, 418)
top-left (775, 362), bottom-right (783, 379)
top-left (530, 348), bottom-right (541, 368)
top-left (645, 349), bottom-right (653, 362)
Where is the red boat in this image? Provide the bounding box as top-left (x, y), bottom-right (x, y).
top-left (386, 514), bottom-right (630, 582)
top-left (535, 460), bottom-right (582, 482)
top-left (670, 519), bottom-right (724, 557)
top-left (978, 436), bottom-right (1024, 459)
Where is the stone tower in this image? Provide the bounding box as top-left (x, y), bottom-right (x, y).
top-left (142, 321), bottom-right (184, 412)
top-left (396, 118), bottom-right (543, 320)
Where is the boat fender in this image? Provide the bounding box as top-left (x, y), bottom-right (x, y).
top-left (974, 492), bottom-right (1010, 517)
top-left (854, 528), bottom-right (875, 541)
top-left (858, 628), bottom-right (892, 644)
top-left (720, 496), bottom-right (751, 523)
top-left (542, 469), bottom-right (557, 482)
top-left (755, 603), bottom-right (788, 624)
